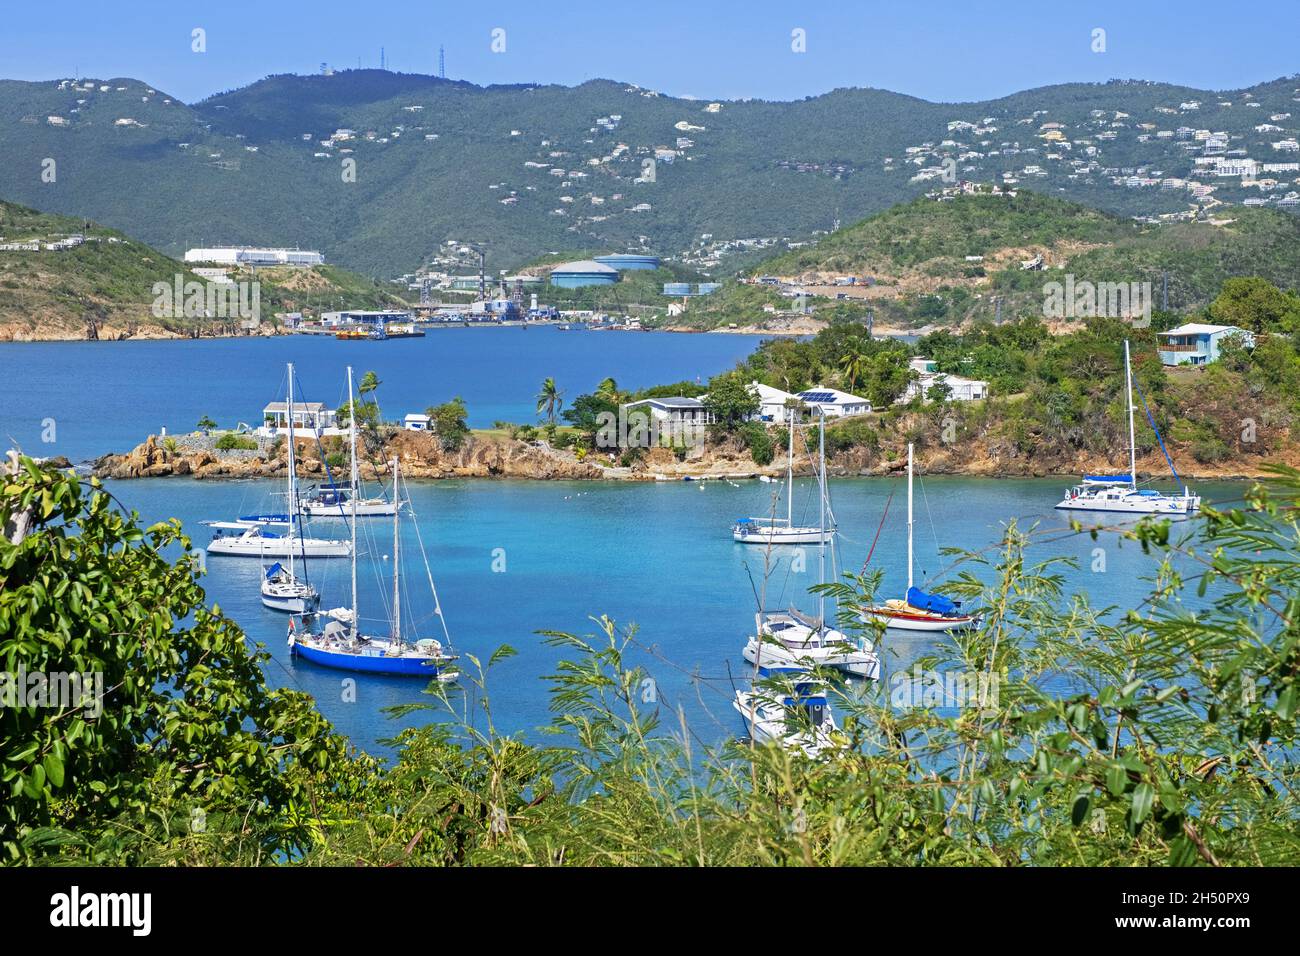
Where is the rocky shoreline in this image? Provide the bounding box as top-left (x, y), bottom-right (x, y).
top-left (89, 427), bottom-right (1277, 485)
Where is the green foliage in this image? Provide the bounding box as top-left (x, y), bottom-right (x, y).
top-left (738, 422), bottom-right (775, 465)
top-left (427, 397), bottom-right (470, 452)
top-left (214, 432), bottom-right (257, 451)
top-left (704, 372), bottom-right (760, 433)
top-left (196, 415), bottom-right (217, 432)
top-left (535, 377), bottom-right (563, 426)
top-left (1209, 276), bottom-right (1300, 334)
top-left (0, 460), bottom-right (365, 863)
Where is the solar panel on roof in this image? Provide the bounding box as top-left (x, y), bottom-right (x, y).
top-left (800, 391), bottom-right (835, 403)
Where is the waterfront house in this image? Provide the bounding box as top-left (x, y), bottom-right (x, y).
top-left (260, 401), bottom-right (339, 436)
top-left (1157, 324), bottom-right (1254, 366)
top-left (746, 381), bottom-right (800, 422)
top-left (899, 358), bottom-right (989, 403)
top-left (795, 386), bottom-right (872, 418)
top-left (404, 413), bottom-right (431, 431)
top-left (621, 397), bottom-right (713, 444)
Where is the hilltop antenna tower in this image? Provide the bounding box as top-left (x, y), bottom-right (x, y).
top-left (439, 45), bottom-right (446, 79)
top-left (380, 47), bottom-right (386, 70)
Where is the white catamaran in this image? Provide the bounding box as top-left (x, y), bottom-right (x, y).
top-left (859, 443), bottom-right (979, 632)
top-left (1056, 341), bottom-right (1200, 516)
top-left (733, 410), bottom-right (834, 545)
top-left (743, 410), bottom-right (881, 680)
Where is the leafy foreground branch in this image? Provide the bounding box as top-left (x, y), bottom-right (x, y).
top-left (1, 459), bottom-right (1297, 866)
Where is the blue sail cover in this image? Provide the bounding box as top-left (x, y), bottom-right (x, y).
top-left (264, 562), bottom-right (283, 579)
top-left (907, 586), bottom-right (957, 616)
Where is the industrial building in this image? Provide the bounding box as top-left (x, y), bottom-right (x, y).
top-left (320, 309), bottom-right (413, 328)
top-left (184, 247), bottom-right (325, 267)
top-left (549, 259), bottom-right (620, 288)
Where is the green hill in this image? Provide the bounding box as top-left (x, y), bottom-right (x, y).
top-left (0, 71), bottom-right (1297, 278)
top-left (0, 198), bottom-right (408, 340)
top-left (669, 190), bottom-right (1300, 330)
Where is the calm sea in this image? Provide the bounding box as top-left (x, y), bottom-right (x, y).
top-left (0, 327), bottom-right (769, 462)
top-left (104, 474), bottom-right (1240, 756)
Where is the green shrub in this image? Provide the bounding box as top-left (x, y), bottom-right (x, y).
top-left (739, 422), bottom-right (775, 465)
top-left (215, 432), bottom-right (257, 451)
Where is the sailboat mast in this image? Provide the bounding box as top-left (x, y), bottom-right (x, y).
top-left (907, 442), bottom-right (914, 593)
top-left (817, 409), bottom-right (827, 625)
top-left (786, 409), bottom-right (794, 526)
top-left (286, 363), bottom-right (296, 578)
top-left (1125, 340), bottom-right (1137, 490)
top-left (347, 366), bottom-right (359, 637)
top-left (391, 457), bottom-right (401, 647)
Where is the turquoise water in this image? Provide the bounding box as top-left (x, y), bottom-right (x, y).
top-left (0, 328), bottom-right (768, 463)
top-left (105, 474), bottom-right (1241, 755)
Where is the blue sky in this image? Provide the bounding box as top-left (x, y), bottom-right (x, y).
top-left (3, 0), bottom-right (1297, 104)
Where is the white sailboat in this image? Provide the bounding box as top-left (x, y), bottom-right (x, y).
top-left (288, 368), bottom-right (457, 680)
top-left (260, 364), bottom-right (320, 613)
top-left (859, 443), bottom-right (978, 632)
top-left (734, 666), bottom-right (842, 758)
top-left (744, 410), bottom-right (881, 680)
top-left (1056, 341), bottom-right (1200, 516)
top-left (205, 366), bottom-right (352, 560)
top-left (298, 476), bottom-right (402, 517)
top-left (733, 410), bottom-right (833, 545)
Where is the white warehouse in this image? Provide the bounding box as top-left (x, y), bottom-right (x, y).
top-left (184, 247), bottom-right (325, 267)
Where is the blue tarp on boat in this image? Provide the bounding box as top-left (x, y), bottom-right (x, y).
top-left (907, 586), bottom-right (957, 616)
top-left (264, 562), bottom-right (283, 579)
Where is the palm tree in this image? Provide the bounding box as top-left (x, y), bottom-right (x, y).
top-left (358, 370), bottom-right (382, 399)
top-left (536, 377), bottom-right (563, 425)
top-left (838, 344), bottom-right (869, 392)
top-left (595, 377), bottom-right (624, 403)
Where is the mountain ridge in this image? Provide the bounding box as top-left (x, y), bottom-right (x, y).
top-left (2, 70), bottom-right (1297, 277)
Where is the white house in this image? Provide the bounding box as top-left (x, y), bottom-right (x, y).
top-left (795, 386), bottom-right (872, 418)
top-left (404, 413), bottom-right (431, 431)
top-left (259, 401), bottom-right (340, 437)
top-left (746, 381), bottom-right (800, 422)
top-left (621, 397), bottom-right (713, 443)
top-left (900, 358), bottom-right (990, 403)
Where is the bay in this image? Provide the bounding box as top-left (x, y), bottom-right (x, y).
top-left (104, 474), bottom-right (1240, 756)
top-left (0, 327), bottom-right (769, 463)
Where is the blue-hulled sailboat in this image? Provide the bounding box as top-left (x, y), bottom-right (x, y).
top-left (288, 367), bottom-right (458, 681)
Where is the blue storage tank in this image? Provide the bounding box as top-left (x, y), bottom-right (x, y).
top-left (549, 260), bottom-right (620, 288)
top-left (594, 253), bottom-right (661, 271)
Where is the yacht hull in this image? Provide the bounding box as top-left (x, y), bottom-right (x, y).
top-left (300, 500), bottom-right (399, 517)
top-left (208, 537), bottom-right (350, 558)
top-left (859, 606), bottom-right (978, 632)
top-left (289, 639), bottom-right (454, 678)
top-left (733, 526), bottom-right (833, 545)
top-left (1055, 496), bottom-right (1199, 515)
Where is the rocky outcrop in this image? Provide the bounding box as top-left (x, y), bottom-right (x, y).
top-left (94, 431), bottom-right (612, 482)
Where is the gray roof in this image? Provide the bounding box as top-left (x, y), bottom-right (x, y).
top-left (625, 397), bottom-right (705, 409)
top-left (549, 259), bottom-right (619, 275)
